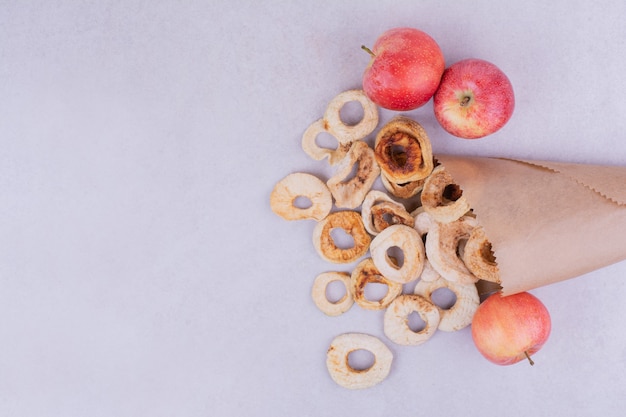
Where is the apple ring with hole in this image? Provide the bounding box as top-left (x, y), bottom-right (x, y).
top-left (414, 274), bottom-right (479, 332)
top-left (426, 216), bottom-right (479, 284)
top-left (462, 225), bottom-right (501, 284)
top-left (270, 172), bottom-right (333, 221)
top-left (420, 165), bottom-right (471, 224)
top-left (374, 116), bottom-right (434, 183)
top-left (383, 294), bottom-right (441, 346)
top-left (327, 141), bottom-right (380, 209)
top-left (361, 190), bottom-right (400, 235)
top-left (326, 333), bottom-right (393, 390)
top-left (312, 210), bottom-right (371, 264)
top-left (350, 258), bottom-right (403, 310)
top-left (380, 171), bottom-right (425, 199)
top-left (370, 224), bottom-right (425, 284)
top-left (301, 119), bottom-right (353, 165)
top-left (361, 190), bottom-right (413, 236)
top-left (323, 89), bottom-right (379, 144)
top-left (370, 201), bottom-right (414, 234)
top-left (311, 271), bottom-right (354, 316)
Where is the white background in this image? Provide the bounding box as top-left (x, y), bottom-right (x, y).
top-left (2, 1), bottom-right (626, 416)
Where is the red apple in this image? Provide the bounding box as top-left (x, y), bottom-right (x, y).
top-left (433, 58), bottom-right (515, 139)
top-left (471, 291), bottom-right (551, 366)
top-left (362, 27), bottom-right (445, 111)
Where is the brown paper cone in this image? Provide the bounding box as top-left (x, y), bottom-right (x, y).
top-left (436, 155), bottom-right (626, 295)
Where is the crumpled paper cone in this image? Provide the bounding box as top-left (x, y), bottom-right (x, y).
top-left (436, 155), bottom-right (626, 295)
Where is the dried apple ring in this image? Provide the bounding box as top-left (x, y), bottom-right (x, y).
top-left (370, 202), bottom-right (414, 233)
top-left (414, 275), bottom-right (479, 332)
top-left (361, 190), bottom-right (413, 236)
top-left (312, 210), bottom-right (371, 264)
top-left (350, 258), bottom-right (403, 310)
top-left (425, 216), bottom-right (479, 284)
top-left (380, 172), bottom-right (425, 199)
top-left (370, 224), bottom-right (425, 284)
top-left (270, 172), bottom-right (333, 221)
top-left (361, 190), bottom-right (399, 235)
top-left (326, 333), bottom-right (393, 390)
top-left (323, 89), bottom-right (379, 143)
top-left (421, 165), bottom-right (471, 223)
top-left (462, 225), bottom-right (501, 284)
top-left (311, 271), bottom-right (354, 316)
top-left (327, 141), bottom-right (380, 209)
top-left (301, 119), bottom-right (353, 165)
top-left (383, 294), bottom-right (441, 346)
top-left (374, 116), bottom-right (434, 183)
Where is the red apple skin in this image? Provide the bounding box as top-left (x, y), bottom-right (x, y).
top-left (362, 27), bottom-right (445, 111)
top-left (471, 291), bottom-right (551, 366)
top-left (433, 58), bottom-right (515, 139)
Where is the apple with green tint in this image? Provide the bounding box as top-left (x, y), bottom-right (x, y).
top-left (433, 58), bottom-right (515, 139)
top-left (471, 291), bottom-right (551, 366)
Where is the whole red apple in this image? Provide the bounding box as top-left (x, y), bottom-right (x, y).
top-left (471, 291), bottom-right (551, 366)
top-left (433, 58), bottom-right (515, 139)
top-left (362, 27), bottom-right (445, 111)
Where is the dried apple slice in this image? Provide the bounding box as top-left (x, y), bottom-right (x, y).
top-left (311, 271), bottom-right (354, 316)
top-left (383, 294), bottom-right (440, 345)
top-left (414, 275), bottom-right (479, 332)
top-left (312, 210), bottom-right (371, 264)
top-left (421, 165), bottom-right (471, 223)
top-left (462, 225), bottom-right (501, 284)
top-left (323, 89), bottom-right (379, 143)
top-left (326, 333), bottom-right (393, 390)
top-left (374, 116), bottom-right (434, 183)
top-left (425, 216), bottom-right (479, 284)
top-left (270, 172), bottom-right (333, 221)
top-left (327, 141), bottom-right (380, 209)
top-left (350, 258), bottom-right (403, 310)
top-left (370, 224), bottom-right (425, 284)
top-left (301, 119), bottom-right (352, 165)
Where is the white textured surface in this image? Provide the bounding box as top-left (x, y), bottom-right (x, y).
top-left (1, 1), bottom-right (625, 416)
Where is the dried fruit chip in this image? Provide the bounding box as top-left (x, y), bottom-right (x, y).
top-left (462, 226), bottom-right (501, 284)
top-left (312, 210), bottom-right (371, 264)
top-left (414, 275), bottom-right (479, 332)
top-left (301, 119), bottom-right (352, 165)
top-left (311, 271), bottom-right (354, 316)
top-left (370, 224), bottom-right (425, 284)
top-left (323, 89), bottom-right (379, 143)
top-left (350, 258), bottom-right (403, 310)
top-left (383, 294), bottom-right (440, 345)
top-left (374, 116), bottom-right (434, 183)
top-left (326, 333), bottom-right (393, 389)
top-left (361, 190), bottom-right (413, 236)
top-left (425, 216), bottom-right (479, 284)
top-left (327, 141), bottom-right (380, 209)
top-left (270, 172), bottom-right (333, 221)
top-left (421, 165), bottom-right (471, 223)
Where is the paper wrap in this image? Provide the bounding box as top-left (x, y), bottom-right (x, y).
top-left (436, 155), bottom-right (626, 295)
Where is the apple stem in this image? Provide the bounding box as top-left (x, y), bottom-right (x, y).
top-left (460, 96), bottom-right (471, 107)
top-left (361, 45), bottom-right (376, 58)
top-left (524, 351), bottom-right (535, 366)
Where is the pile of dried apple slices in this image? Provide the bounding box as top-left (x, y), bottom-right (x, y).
top-left (270, 90), bottom-right (500, 389)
